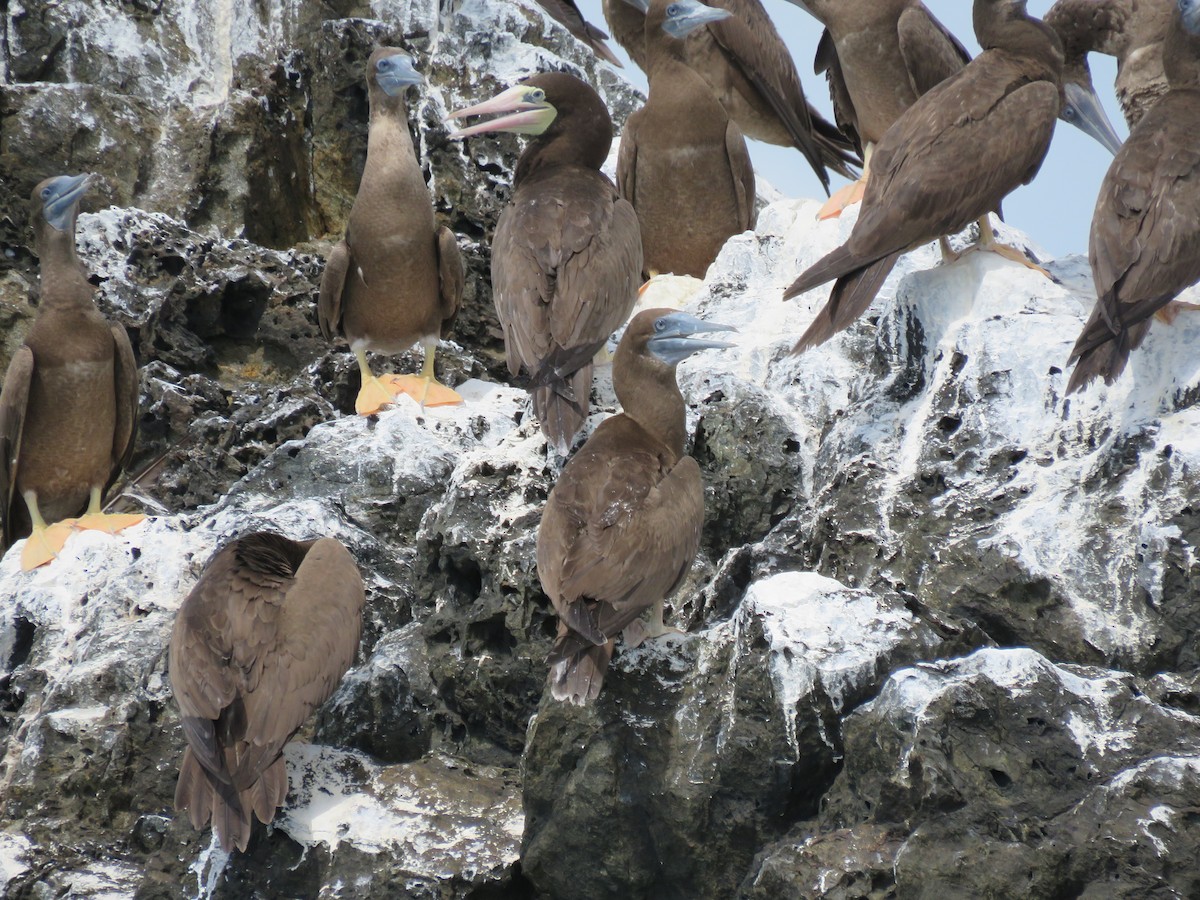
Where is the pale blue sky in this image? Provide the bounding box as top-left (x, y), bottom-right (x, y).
top-left (579, 0), bottom-right (1124, 258)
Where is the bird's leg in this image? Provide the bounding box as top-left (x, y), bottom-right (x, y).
top-left (383, 339), bottom-right (463, 408)
top-left (70, 486), bottom-right (145, 534)
top-left (354, 348), bottom-right (400, 416)
top-left (18, 491), bottom-right (74, 571)
top-left (644, 598), bottom-right (686, 641)
top-left (1154, 301), bottom-right (1200, 325)
top-left (818, 143), bottom-right (873, 221)
top-left (941, 215), bottom-right (1055, 281)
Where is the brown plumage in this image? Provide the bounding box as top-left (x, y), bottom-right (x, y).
top-left (797, 0), bottom-right (970, 152)
top-left (537, 308), bottom-right (733, 704)
top-left (170, 532), bottom-right (364, 852)
top-left (604, 0), bottom-right (859, 188)
top-left (1046, 0), bottom-right (1172, 128)
top-left (617, 0), bottom-right (756, 279)
top-left (784, 0), bottom-right (1064, 353)
top-left (1066, 6), bottom-right (1200, 392)
top-left (534, 0), bottom-right (624, 66)
top-left (319, 48), bottom-right (463, 415)
top-left (451, 73), bottom-right (641, 455)
top-left (0, 175), bottom-right (139, 568)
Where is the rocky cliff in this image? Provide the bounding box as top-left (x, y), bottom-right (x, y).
top-left (2, 0), bottom-right (1200, 897)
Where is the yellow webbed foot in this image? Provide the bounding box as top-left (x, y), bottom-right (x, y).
top-left (983, 242), bottom-right (1056, 281)
top-left (384, 374), bottom-right (463, 408)
top-left (1154, 301), bottom-right (1200, 325)
top-left (71, 512), bottom-right (146, 535)
top-left (20, 522), bottom-right (75, 571)
top-left (355, 376), bottom-right (401, 416)
top-left (818, 178), bottom-right (867, 221)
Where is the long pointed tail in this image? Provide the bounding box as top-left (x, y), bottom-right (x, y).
top-left (1066, 319), bottom-right (1152, 394)
top-left (533, 365), bottom-right (591, 456)
top-left (175, 747), bottom-right (288, 852)
top-left (547, 630), bottom-right (614, 705)
top-left (792, 252), bottom-right (902, 353)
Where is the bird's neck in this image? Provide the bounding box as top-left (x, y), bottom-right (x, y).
top-left (1164, 15), bottom-right (1200, 87)
top-left (515, 132), bottom-right (608, 187)
top-left (613, 351), bottom-right (688, 459)
top-left (36, 229), bottom-right (92, 310)
top-left (366, 105), bottom-right (419, 171)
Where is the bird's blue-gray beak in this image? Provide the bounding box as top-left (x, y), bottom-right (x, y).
top-left (375, 53), bottom-right (422, 96)
top-left (41, 173), bottom-right (92, 232)
top-left (1181, 0), bottom-right (1200, 34)
top-left (647, 311), bottom-right (737, 365)
top-left (662, 0), bottom-right (733, 39)
top-left (1061, 80), bottom-right (1123, 156)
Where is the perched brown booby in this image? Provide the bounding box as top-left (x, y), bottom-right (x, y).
top-left (537, 308), bottom-right (734, 703)
top-left (604, 0), bottom-right (859, 189)
top-left (447, 73), bottom-right (642, 455)
top-left (535, 0), bottom-right (624, 67)
top-left (1046, 0), bottom-right (1172, 128)
top-left (0, 175), bottom-right (141, 572)
top-left (170, 532), bottom-right (364, 852)
top-left (783, 0), bottom-right (1065, 353)
top-left (785, 0), bottom-right (972, 217)
top-left (1065, 1), bottom-right (1200, 392)
top-left (617, 0), bottom-right (757, 279)
top-left (319, 49), bottom-right (464, 416)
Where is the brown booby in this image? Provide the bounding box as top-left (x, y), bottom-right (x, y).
top-left (447, 73), bottom-right (642, 455)
top-left (537, 308), bottom-right (734, 703)
top-left (0, 175), bottom-right (141, 572)
top-left (319, 49), bottom-right (464, 416)
top-left (785, 0), bottom-right (972, 217)
top-left (535, 0), bottom-right (624, 67)
top-left (617, 0), bottom-right (757, 279)
top-left (784, 0), bottom-right (1065, 353)
top-left (604, 0), bottom-right (859, 190)
top-left (1065, 1), bottom-right (1200, 392)
top-left (170, 532), bottom-right (364, 852)
top-left (1046, 0), bottom-right (1172, 128)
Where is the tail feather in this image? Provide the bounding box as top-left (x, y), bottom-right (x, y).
top-left (783, 244), bottom-right (867, 301)
top-left (792, 252), bottom-right (902, 353)
top-left (247, 757), bottom-right (288, 825)
top-left (1066, 318), bottom-right (1152, 394)
top-left (175, 745), bottom-right (256, 852)
top-left (533, 365), bottom-right (591, 455)
top-left (547, 631), bottom-right (614, 705)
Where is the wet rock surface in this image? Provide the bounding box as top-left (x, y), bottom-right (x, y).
top-left (3, 0), bottom-right (1200, 898)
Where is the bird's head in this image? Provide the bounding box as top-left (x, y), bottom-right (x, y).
top-left (446, 79), bottom-right (559, 138)
top-left (1181, 0), bottom-right (1200, 35)
top-left (369, 48), bottom-right (423, 97)
top-left (656, 0), bottom-right (732, 40)
top-left (624, 308), bottom-right (737, 367)
top-left (31, 174), bottom-right (92, 233)
top-left (1060, 66), bottom-right (1123, 155)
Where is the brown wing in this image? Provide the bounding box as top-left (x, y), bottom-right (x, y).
top-left (705, 0), bottom-right (858, 184)
top-left (616, 113), bottom-right (640, 209)
top-left (847, 65), bottom-right (1059, 265)
top-left (815, 28), bottom-right (862, 157)
top-left (492, 170), bottom-right (642, 381)
top-left (1068, 95), bottom-right (1200, 387)
top-left (538, 418), bottom-right (704, 640)
top-left (107, 324), bottom-right (138, 493)
top-left (725, 119), bottom-right (756, 231)
top-left (318, 239), bottom-right (352, 342)
top-left (0, 347), bottom-right (32, 550)
top-left (436, 225), bottom-right (464, 331)
top-left (897, 6), bottom-right (971, 98)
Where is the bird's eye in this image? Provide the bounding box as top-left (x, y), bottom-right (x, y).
top-left (654, 318), bottom-right (668, 332)
top-left (41, 187), bottom-right (52, 199)
top-left (1063, 104), bottom-right (1076, 120)
top-left (666, 3), bottom-right (681, 15)
top-left (528, 89), bottom-right (546, 103)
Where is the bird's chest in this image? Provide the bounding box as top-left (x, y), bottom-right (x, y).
top-left (838, 32), bottom-right (917, 142)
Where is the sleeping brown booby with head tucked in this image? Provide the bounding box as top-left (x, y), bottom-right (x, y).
top-left (0, 174), bottom-right (142, 571)
top-left (604, 0), bottom-right (859, 191)
top-left (536, 308), bottom-right (734, 704)
top-left (1065, 0), bottom-right (1200, 392)
top-left (783, 0), bottom-right (1066, 354)
top-left (170, 532), bottom-right (364, 852)
top-left (448, 72), bottom-right (642, 455)
top-left (319, 48), bottom-right (464, 416)
top-left (617, 0), bottom-right (757, 279)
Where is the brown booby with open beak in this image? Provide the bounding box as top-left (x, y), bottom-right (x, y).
top-left (1046, 0), bottom-right (1172, 129)
top-left (535, 0), bottom-right (624, 67)
top-left (447, 73), bottom-right (642, 455)
top-left (604, 0), bottom-right (859, 191)
top-left (537, 309), bottom-right (734, 704)
top-left (785, 0), bottom-right (972, 218)
top-left (784, 0), bottom-right (1065, 353)
top-left (1065, 0), bottom-right (1200, 392)
top-left (0, 175), bottom-right (141, 572)
top-left (170, 532), bottom-right (364, 853)
top-left (319, 49), bottom-right (464, 416)
top-left (617, 0), bottom-right (757, 279)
